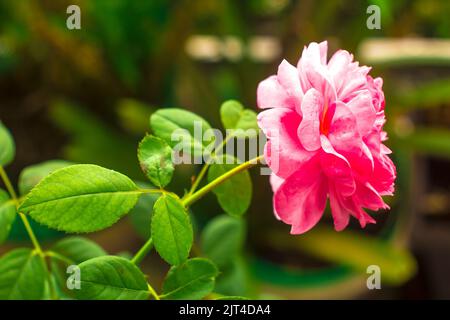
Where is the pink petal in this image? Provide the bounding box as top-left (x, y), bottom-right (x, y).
top-left (328, 50), bottom-right (353, 92)
top-left (329, 183), bottom-right (350, 231)
top-left (270, 173), bottom-right (285, 220)
top-left (337, 192), bottom-right (376, 228)
top-left (258, 108), bottom-right (314, 178)
top-left (346, 90), bottom-right (376, 136)
top-left (257, 76), bottom-right (292, 109)
top-left (370, 153), bottom-right (396, 196)
top-left (320, 135), bottom-right (356, 196)
top-left (354, 181), bottom-right (389, 211)
top-left (269, 172), bottom-right (284, 193)
top-left (273, 159), bottom-right (328, 234)
top-left (338, 68), bottom-right (369, 101)
top-left (297, 88), bottom-right (323, 151)
top-left (328, 102), bottom-right (361, 154)
top-left (278, 59), bottom-right (303, 109)
top-left (298, 42), bottom-right (336, 98)
top-left (318, 41), bottom-right (328, 65)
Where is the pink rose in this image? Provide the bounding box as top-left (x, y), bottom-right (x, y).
top-left (257, 41), bottom-right (396, 234)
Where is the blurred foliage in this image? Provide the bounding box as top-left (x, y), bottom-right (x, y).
top-left (0, 0), bottom-right (450, 298)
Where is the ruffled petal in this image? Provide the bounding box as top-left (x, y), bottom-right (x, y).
top-left (319, 135), bottom-right (355, 196)
top-left (328, 102), bottom-right (361, 153)
top-left (258, 107), bottom-right (314, 178)
top-left (277, 59), bottom-right (303, 109)
top-left (257, 76), bottom-right (293, 109)
top-left (329, 182), bottom-right (350, 231)
top-left (270, 173), bottom-right (285, 220)
top-left (273, 159), bottom-right (328, 234)
top-left (269, 172), bottom-right (284, 193)
top-left (298, 42), bottom-right (336, 98)
top-left (297, 88), bottom-right (323, 151)
top-left (370, 153), bottom-right (396, 196)
top-left (346, 90), bottom-right (376, 137)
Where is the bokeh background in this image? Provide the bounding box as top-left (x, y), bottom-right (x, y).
top-left (1, 0), bottom-right (449, 299)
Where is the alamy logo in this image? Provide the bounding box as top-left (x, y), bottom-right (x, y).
top-left (66, 265), bottom-right (81, 290)
top-left (366, 265), bottom-right (381, 290)
top-left (366, 5), bottom-right (381, 30)
top-left (66, 5), bottom-right (81, 30)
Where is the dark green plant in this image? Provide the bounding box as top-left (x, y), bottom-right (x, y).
top-left (0, 101), bottom-right (260, 300)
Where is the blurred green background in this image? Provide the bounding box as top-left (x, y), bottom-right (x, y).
top-left (0, 0), bottom-right (449, 299)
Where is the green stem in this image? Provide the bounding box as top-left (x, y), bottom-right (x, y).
top-left (147, 283), bottom-right (160, 300)
top-left (182, 155), bottom-right (264, 207)
top-left (46, 251), bottom-right (75, 265)
top-left (131, 238), bottom-right (160, 300)
top-left (131, 237), bottom-right (153, 265)
top-left (18, 213), bottom-right (43, 253)
top-left (0, 166), bottom-right (43, 254)
top-left (187, 163), bottom-right (210, 197)
top-left (185, 134), bottom-right (234, 198)
top-left (0, 166), bottom-right (53, 299)
top-left (0, 165), bottom-right (18, 200)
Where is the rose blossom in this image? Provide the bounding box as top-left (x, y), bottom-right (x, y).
top-left (257, 41), bottom-right (396, 234)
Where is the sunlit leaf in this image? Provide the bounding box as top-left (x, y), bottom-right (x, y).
top-left (19, 165), bottom-right (140, 233)
top-left (138, 135), bottom-right (174, 187)
top-left (0, 248), bottom-right (47, 300)
top-left (18, 160), bottom-right (74, 195)
top-left (150, 108), bottom-right (213, 156)
top-left (220, 100), bottom-right (258, 138)
top-left (151, 194), bottom-right (193, 265)
top-left (52, 237), bottom-right (107, 264)
top-left (75, 256), bottom-right (150, 300)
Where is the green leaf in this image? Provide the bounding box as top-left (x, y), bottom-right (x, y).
top-left (138, 135), bottom-right (174, 187)
top-left (0, 248), bottom-right (47, 299)
top-left (19, 164), bottom-right (140, 233)
top-left (129, 182), bottom-right (159, 239)
top-left (18, 160), bottom-right (74, 195)
top-left (208, 155), bottom-right (252, 216)
top-left (0, 189), bottom-right (16, 244)
top-left (151, 194), bottom-right (193, 266)
top-left (202, 215), bottom-right (245, 268)
top-left (52, 237), bottom-right (107, 264)
top-left (150, 108), bottom-right (213, 156)
top-left (75, 256), bottom-right (150, 300)
top-left (162, 258), bottom-right (219, 300)
top-left (49, 237), bottom-right (106, 300)
top-left (220, 100), bottom-right (258, 138)
top-left (0, 121), bottom-right (15, 166)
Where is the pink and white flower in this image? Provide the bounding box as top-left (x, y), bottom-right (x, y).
top-left (257, 41), bottom-right (396, 234)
